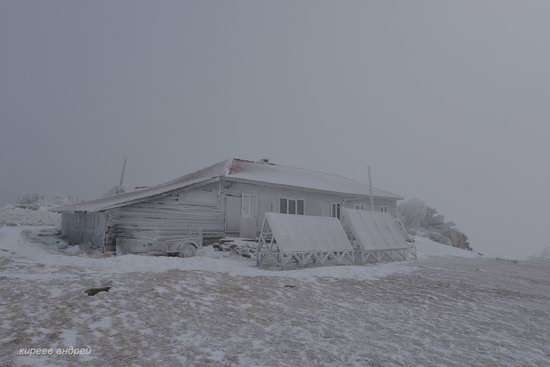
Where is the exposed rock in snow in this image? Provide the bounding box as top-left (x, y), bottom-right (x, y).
top-left (398, 198), bottom-right (472, 251)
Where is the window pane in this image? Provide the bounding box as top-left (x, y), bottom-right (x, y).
top-left (297, 200), bottom-right (304, 215)
top-left (288, 199), bottom-right (296, 215)
top-left (280, 198), bottom-right (287, 214)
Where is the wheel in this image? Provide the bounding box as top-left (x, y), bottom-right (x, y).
top-left (178, 243), bottom-right (197, 258)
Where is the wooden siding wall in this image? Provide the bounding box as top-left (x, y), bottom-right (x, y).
top-left (61, 212), bottom-right (106, 248)
top-left (63, 181), bottom-right (398, 250)
top-left (223, 181), bottom-right (398, 235)
top-left (106, 182), bottom-right (225, 246)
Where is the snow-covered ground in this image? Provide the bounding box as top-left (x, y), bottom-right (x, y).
top-left (1, 207), bottom-right (549, 366)
top-left (0, 206), bottom-right (60, 227)
top-left (414, 236), bottom-right (478, 259)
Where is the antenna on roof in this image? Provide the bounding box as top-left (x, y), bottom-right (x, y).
top-left (368, 166), bottom-right (375, 211)
top-left (119, 156), bottom-right (128, 187)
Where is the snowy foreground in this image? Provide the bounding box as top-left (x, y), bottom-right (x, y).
top-left (1, 211), bottom-right (550, 366)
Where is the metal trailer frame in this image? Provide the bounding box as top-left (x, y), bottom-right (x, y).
top-left (257, 214), bottom-right (354, 270)
top-left (115, 234), bottom-right (203, 257)
top-left (349, 234), bottom-right (417, 264)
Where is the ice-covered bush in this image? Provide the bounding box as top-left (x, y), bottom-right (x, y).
top-left (398, 199), bottom-right (471, 251)
top-left (16, 193), bottom-right (73, 210)
top-left (527, 247), bottom-right (550, 263)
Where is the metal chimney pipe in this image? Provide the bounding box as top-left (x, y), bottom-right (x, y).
top-left (119, 156), bottom-right (128, 187)
top-left (368, 166), bottom-right (374, 211)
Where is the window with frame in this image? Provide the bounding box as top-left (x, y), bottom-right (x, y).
top-left (280, 198), bottom-right (304, 215)
top-left (241, 194), bottom-right (257, 217)
top-left (331, 202), bottom-right (341, 219)
top-left (380, 205), bottom-right (388, 213)
top-left (178, 190), bottom-right (218, 207)
top-left (354, 202), bottom-right (366, 210)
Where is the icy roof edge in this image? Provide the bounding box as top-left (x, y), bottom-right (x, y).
top-left (225, 158), bottom-right (403, 200)
top-left (53, 159), bottom-right (231, 213)
top-left (53, 158), bottom-right (402, 213)
top-left (221, 176), bottom-right (403, 200)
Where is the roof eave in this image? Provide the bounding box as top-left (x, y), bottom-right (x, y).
top-left (221, 177), bottom-right (402, 200)
top-left (53, 177), bottom-right (222, 213)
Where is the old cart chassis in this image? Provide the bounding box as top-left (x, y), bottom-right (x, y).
top-left (115, 236), bottom-right (203, 257)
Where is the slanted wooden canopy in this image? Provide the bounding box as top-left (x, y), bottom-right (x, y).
top-left (257, 213), bottom-right (354, 269)
top-left (342, 208), bottom-right (416, 264)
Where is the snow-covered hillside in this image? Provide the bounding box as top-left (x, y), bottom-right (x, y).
top-left (1, 206), bottom-right (549, 367)
top-left (14, 193), bottom-right (73, 210)
top-left (0, 205), bottom-right (60, 227)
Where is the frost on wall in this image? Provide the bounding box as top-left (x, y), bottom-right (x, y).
top-left (398, 199), bottom-right (472, 251)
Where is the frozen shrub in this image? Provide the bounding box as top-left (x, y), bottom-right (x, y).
top-left (16, 193), bottom-right (44, 209)
top-left (15, 193), bottom-right (73, 209)
top-left (398, 199), bottom-right (472, 251)
top-left (527, 247), bottom-right (550, 263)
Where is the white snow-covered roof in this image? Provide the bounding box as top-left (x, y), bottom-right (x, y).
top-left (54, 158), bottom-right (402, 213)
top-left (265, 213), bottom-right (354, 253)
top-left (226, 159), bottom-right (402, 199)
top-left (53, 160), bottom-right (231, 213)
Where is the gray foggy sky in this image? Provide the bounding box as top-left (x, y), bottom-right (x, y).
top-left (1, 0), bottom-right (549, 259)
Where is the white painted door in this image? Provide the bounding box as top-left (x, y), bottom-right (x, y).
top-left (240, 194), bottom-right (257, 238)
top-left (225, 195), bottom-right (241, 233)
